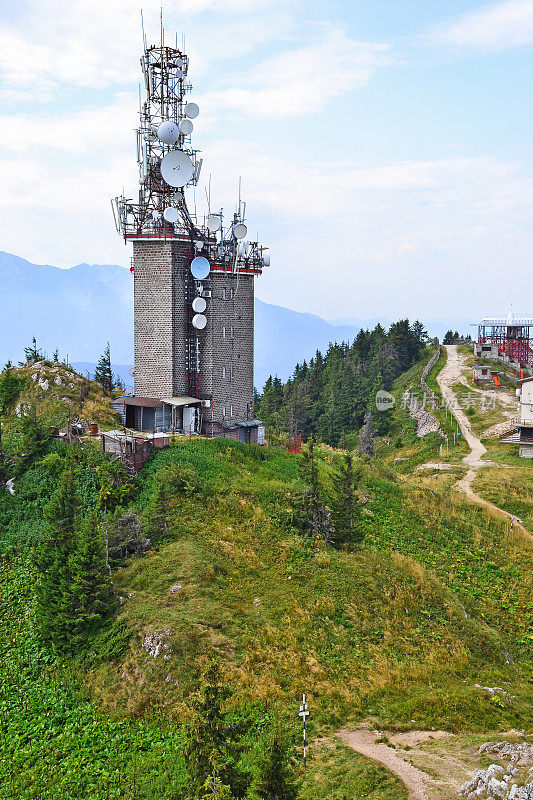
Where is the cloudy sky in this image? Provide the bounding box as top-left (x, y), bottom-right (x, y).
top-left (0, 0), bottom-right (532, 322)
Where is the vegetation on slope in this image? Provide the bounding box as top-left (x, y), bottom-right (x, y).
top-left (1, 341), bottom-right (532, 798)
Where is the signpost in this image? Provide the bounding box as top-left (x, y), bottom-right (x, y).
top-left (299, 694), bottom-right (309, 768)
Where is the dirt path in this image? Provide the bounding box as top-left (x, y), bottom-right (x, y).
top-left (338, 729), bottom-right (431, 800)
top-left (436, 346), bottom-right (529, 537)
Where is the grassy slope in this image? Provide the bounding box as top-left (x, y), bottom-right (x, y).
top-left (2, 348), bottom-right (533, 798)
top-left (89, 438), bottom-right (532, 735)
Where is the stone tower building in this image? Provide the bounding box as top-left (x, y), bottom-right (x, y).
top-left (112, 36), bottom-right (268, 438)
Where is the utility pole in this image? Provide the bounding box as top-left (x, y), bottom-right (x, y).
top-left (299, 694), bottom-right (309, 768)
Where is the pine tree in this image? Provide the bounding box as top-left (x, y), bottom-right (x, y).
top-left (252, 731), bottom-right (298, 800)
top-left (94, 342), bottom-right (114, 392)
top-left (33, 471), bottom-right (112, 651)
top-left (329, 453), bottom-right (364, 548)
top-left (33, 470), bottom-right (81, 650)
top-left (296, 437), bottom-right (334, 543)
top-left (22, 336), bottom-right (44, 364)
top-left (53, 349), bottom-right (59, 363)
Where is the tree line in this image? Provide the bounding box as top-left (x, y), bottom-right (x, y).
top-left (255, 319), bottom-right (430, 448)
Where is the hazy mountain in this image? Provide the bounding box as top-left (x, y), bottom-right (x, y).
top-left (0, 251), bottom-right (472, 390)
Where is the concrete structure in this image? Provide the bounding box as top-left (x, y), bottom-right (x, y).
top-left (499, 376), bottom-right (533, 457)
top-left (473, 365), bottom-right (494, 383)
top-left (112, 32), bottom-right (267, 441)
top-left (102, 430), bottom-right (171, 472)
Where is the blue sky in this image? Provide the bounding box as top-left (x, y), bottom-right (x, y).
top-left (0, 0), bottom-right (531, 322)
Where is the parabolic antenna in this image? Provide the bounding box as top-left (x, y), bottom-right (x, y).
top-left (184, 102), bottom-right (199, 119)
top-left (157, 120), bottom-right (179, 145)
top-left (206, 214), bottom-right (221, 232)
top-left (192, 296), bottom-right (207, 313)
top-left (174, 69), bottom-right (184, 80)
top-left (192, 313), bottom-right (207, 330)
top-left (234, 223), bottom-right (247, 240)
top-left (175, 57), bottom-right (184, 69)
top-left (163, 206), bottom-right (179, 223)
top-left (160, 150), bottom-right (194, 188)
top-left (180, 118), bottom-right (193, 135)
top-left (190, 256), bottom-right (210, 280)
top-left (129, 367), bottom-right (135, 377)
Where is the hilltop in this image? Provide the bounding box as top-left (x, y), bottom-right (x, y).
top-left (0, 344), bottom-right (532, 799)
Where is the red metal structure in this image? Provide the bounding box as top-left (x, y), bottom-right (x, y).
top-left (287, 435), bottom-right (302, 454)
top-left (475, 317), bottom-right (533, 367)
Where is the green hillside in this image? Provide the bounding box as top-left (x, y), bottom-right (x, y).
top-left (1, 351), bottom-right (532, 799)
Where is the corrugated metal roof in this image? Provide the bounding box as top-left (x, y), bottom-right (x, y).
top-left (161, 396), bottom-right (201, 407)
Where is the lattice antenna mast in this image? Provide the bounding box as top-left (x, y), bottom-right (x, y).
top-left (113, 25), bottom-right (202, 238)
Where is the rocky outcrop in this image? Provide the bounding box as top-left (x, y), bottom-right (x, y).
top-left (459, 742), bottom-right (533, 799)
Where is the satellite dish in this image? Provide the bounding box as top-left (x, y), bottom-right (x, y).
top-left (160, 150), bottom-right (194, 187)
top-left (180, 118), bottom-right (193, 135)
top-left (174, 69), bottom-right (184, 80)
top-left (234, 223), bottom-right (247, 240)
top-left (207, 214), bottom-right (221, 232)
top-left (163, 207), bottom-right (179, 223)
top-left (175, 57), bottom-right (184, 69)
top-left (129, 367), bottom-right (135, 377)
top-left (263, 253), bottom-right (270, 266)
top-left (184, 102), bottom-right (199, 119)
top-left (192, 296), bottom-right (207, 313)
top-left (192, 313), bottom-right (207, 330)
top-left (157, 120), bottom-right (179, 145)
top-left (191, 256), bottom-right (210, 280)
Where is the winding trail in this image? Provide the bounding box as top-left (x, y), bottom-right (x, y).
top-left (436, 345), bottom-right (530, 538)
top-left (338, 729), bottom-right (430, 800)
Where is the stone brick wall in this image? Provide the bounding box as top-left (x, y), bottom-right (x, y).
top-left (133, 240), bottom-right (255, 430)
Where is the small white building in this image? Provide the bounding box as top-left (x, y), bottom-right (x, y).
top-left (517, 377), bottom-right (533, 458)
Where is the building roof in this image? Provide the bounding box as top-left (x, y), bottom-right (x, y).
top-left (123, 396), bottom-right (162, 407)
top-left (472, 318), bottom-right (533, 326)
top-left (161, 396), bottom-right (201, 407)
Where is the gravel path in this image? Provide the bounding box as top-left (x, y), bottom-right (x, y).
top-left (436, 346), bottom-right (530, 538)
top-left (338, 729), bottom-right (430, 800)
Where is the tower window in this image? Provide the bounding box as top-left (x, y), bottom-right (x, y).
top-left (222, 288), bottom-right (226, 300)
top-left (222, 406), bottom-right (226, 418)
top-left (222, 366), bottom-right (226, 378)
top-left (230, 365), bottom-right (234, 379)
top-left (230, 288), bottom-right (234, 300)
top-left (230, 405), bottom-right (234, 418)
top-left (223, 326), bottom-right (226, 338)
top-left (230, 326), bottom-right (234, 338)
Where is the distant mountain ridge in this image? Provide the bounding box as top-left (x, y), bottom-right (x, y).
top-left (0, 251), bottom-right (471, 388)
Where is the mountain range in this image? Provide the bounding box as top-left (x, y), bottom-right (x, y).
top-left (0, 251), bottom-right (470, 389)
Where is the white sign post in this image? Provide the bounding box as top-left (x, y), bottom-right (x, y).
top-left (299, 694), bottom-right (309, 768)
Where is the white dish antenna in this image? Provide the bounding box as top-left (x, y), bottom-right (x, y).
top-left (192, 313), bottom-right (207, 330)
top-left (157, 120), bottom-right (179, 145)
top-left (190, 256), bottom-right (210, 280)
top-left (180, 118), bottom-right (193, 135)
top-left (129, 367), bottom-right (135, 377)
top-left (207, 214), bottom-right (221, 232)
top-left (160, 150), bottom-right (194, 187)
top-left (234, 223), bottom-right (247, 240)
top-left (163, 207), bottom-right (179, 223)
top-left (184, 102), bottom-right (199, 119)
top-left (174, 69), bottom-right (184, 80)
top-left (175, 57), bottom-right (184, 69)
top-left (192, 296), bottom-right (207, 313)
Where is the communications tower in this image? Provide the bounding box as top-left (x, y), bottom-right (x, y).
top-left (112, 29), bottom-right (269, 438)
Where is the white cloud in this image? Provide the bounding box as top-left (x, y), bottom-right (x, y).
top-left (0, 0), bottom-right (296, 101)
top-left (202, 27), bottom-right (392, 117)
top-left (425, 0), bottom-right (533, 51)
